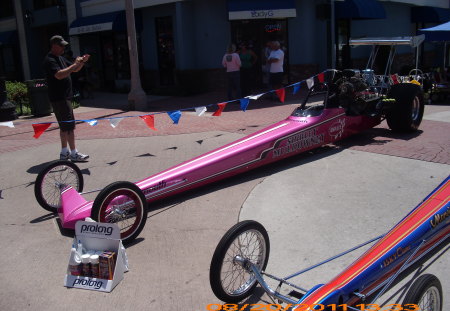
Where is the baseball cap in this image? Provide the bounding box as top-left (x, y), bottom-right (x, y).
top-left (50, 35), bottom-right (69, 46)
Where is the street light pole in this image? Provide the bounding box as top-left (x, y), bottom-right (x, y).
top-left (125, 0), bottom-right (147, 110)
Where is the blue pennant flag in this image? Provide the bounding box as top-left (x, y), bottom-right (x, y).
top-left (85, 119), bottom-right (98, 126)
top-left (240, 98), bottom-right (250, 112)
top-left (293, 83), bottom-right (301, 95)
top-left (168, 110), bottom-right (182, 124)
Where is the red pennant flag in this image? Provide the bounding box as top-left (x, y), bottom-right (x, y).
top-left (139, 115), bottom-right (157, 131)
top-left (32, 123), bottom-right (51, 139)
top-left (390, 74), bottom-right (399, 85)
top-left (213, 103), bottom-right (227, 116)
top-left (318, 72), bottom-right (325, 83)
top-left (275, 88), bottom-right (285, 103)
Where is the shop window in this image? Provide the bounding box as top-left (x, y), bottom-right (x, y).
top-left (0, 46), bottom-right (18, 79)
top-left (336, 19), bottom-right (351, 69)
top-left (0, 0), bottom-right (14, 18)
top-left (231, 19), bottom-right (289, 86)
top-left (115, 34), bottom-right (131, 80)
top-left (33, 0), bottom-right (59, 10)
top-left (155, 16), bottom-right (175, 86)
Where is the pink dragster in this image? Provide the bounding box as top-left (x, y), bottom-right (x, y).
top-left (34, 37), bottom-right (427, 244)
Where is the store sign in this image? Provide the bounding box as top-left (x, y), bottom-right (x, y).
top-left (229, 8), bottom-right (296, 20)
top-left (69, 22), bottom-right (113, 35)
top-left (265, 23), bottom-right (282, 33)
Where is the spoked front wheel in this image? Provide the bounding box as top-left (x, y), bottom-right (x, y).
top-left (402, 274), bottom-right (442, 311)
top-left (34, 160), bottom-right (84, 212)
top-left (91, 181), bottom-right (147, 245)
top-left (210, 220), bottom-right (270, 303)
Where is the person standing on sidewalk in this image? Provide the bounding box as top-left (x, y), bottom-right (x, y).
top-left (222, 43), bottom-right (242, 100)
top-left (43, 35), bottom-right (90, 161)
top-left (267, 41), bottom-right (284, 100)
top-left (239, 43), bottom-right (257, 96)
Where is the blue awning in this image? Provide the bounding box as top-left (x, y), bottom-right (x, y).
top-left (411, 6), bottom-right (450, 23)
top-left (335, 0), bottom-right (386, 20)
top-left (0, 31), bottom-right (17, 46)
top-left (227, 0), bottom-right (296, 20)
top-left (69, 11), bottom-right (142, 35)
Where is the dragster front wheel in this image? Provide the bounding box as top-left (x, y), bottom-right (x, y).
top-left (34, 160), bottom-right (84, 212)
top-left (402, 274), bottom-right (442, 311)
top-left (210, 220), bottom-right (270, 303)
top-left (91, 181), bottom-right (148, 245)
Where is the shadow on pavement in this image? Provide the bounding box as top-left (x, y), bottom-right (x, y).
top-left (29, 212), bottom-right (57, 223)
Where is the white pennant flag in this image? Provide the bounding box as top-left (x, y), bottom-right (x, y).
top-left (246, 93), bottom-right (264, 100)
top-left (109, 118), bottom-right (123, 128)
top-left (195, 106), bottom-right (207, 116)
top-left (0, 121), bottom-right (14, 128)
top-left (306, 78), bottom-right (314, 89)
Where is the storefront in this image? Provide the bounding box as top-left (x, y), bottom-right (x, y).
top-left (227, 0), bottom-right (296, 87)
top-left (69, 11), bottom-right (143, 92)
top-left (335, 0), bottom-right (386, 69)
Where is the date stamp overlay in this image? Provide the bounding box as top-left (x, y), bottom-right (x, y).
top-left (206, 303), bottom-right (420, 311)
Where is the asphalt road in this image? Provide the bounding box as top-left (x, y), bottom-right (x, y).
top-left (0, 98), bottom-right (449, 311)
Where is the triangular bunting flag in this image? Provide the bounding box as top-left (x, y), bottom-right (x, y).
top-left (168, 110), bottom-right (181, 124)
top-left (109, 117), bottom-right (123, 128)
top-left (0, 121), bottom-right (14, 128)
top-left (306, 77), bottom-right (314, 89)
top-left (195, 106), bottom-right (207, 116)
top-left (85, 119), bottom-right (98, 126)
top-left (275, 88), bottom-right (285, 103)
top-left (318, 72), bottom-right (325, 83)
top-left (292, 83), bottom-right (301, 95)
top-left (212, 103), bottom-right (227, 116)
top-left (32, 123), bottom-right (51, 139)
top-left (245, 93), bottom-right (264, 100)
top-left (240, 98), bottom-right (250, 112)
top-left (139, 115), bottom-right (157, 131)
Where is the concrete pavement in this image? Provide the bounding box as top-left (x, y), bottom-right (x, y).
top-left (0, 91), bottom-right (449, 311)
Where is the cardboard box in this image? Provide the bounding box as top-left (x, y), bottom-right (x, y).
top-left (64, 221), bottom-right (128, 292)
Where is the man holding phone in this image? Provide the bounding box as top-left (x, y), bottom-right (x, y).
top-left (43, 35), bottom-right (90, 162)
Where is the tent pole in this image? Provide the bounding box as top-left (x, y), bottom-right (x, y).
top-left (444, 42), bottom-right (447, 68)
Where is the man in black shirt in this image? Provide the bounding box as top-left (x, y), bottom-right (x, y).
top-left (43, 35), bottom-right (90, 161)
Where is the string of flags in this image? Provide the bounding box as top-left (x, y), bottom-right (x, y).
top-left (0, 70), bottom-right (336, 139)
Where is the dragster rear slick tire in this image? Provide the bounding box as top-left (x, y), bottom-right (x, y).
top-left (210, 220), bottom-right (270, 303)
top-left (402, 274), bottom-right (442, 311)
top-left (91, 181), bottom-right (148, 245)
top-left (386, 83), bottom-right (424, 132)
top-left (35, 160), bottom-right (84, 212)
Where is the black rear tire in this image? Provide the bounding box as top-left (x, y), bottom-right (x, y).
top-left (210, 220), bottom-right (270, 303)
top-left (91, 181), bottom-right (147, 245)
top-left (386, 83), bottom-right (424, 132)
top-left (34, 160), bottom-right (83, 212)
top-left (402, 274), bottom-right (442, 311)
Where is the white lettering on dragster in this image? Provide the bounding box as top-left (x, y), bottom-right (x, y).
top-left (272, 129), bottom-right (325, 158)
top-left (328, 118), bottom-right (346, 139)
